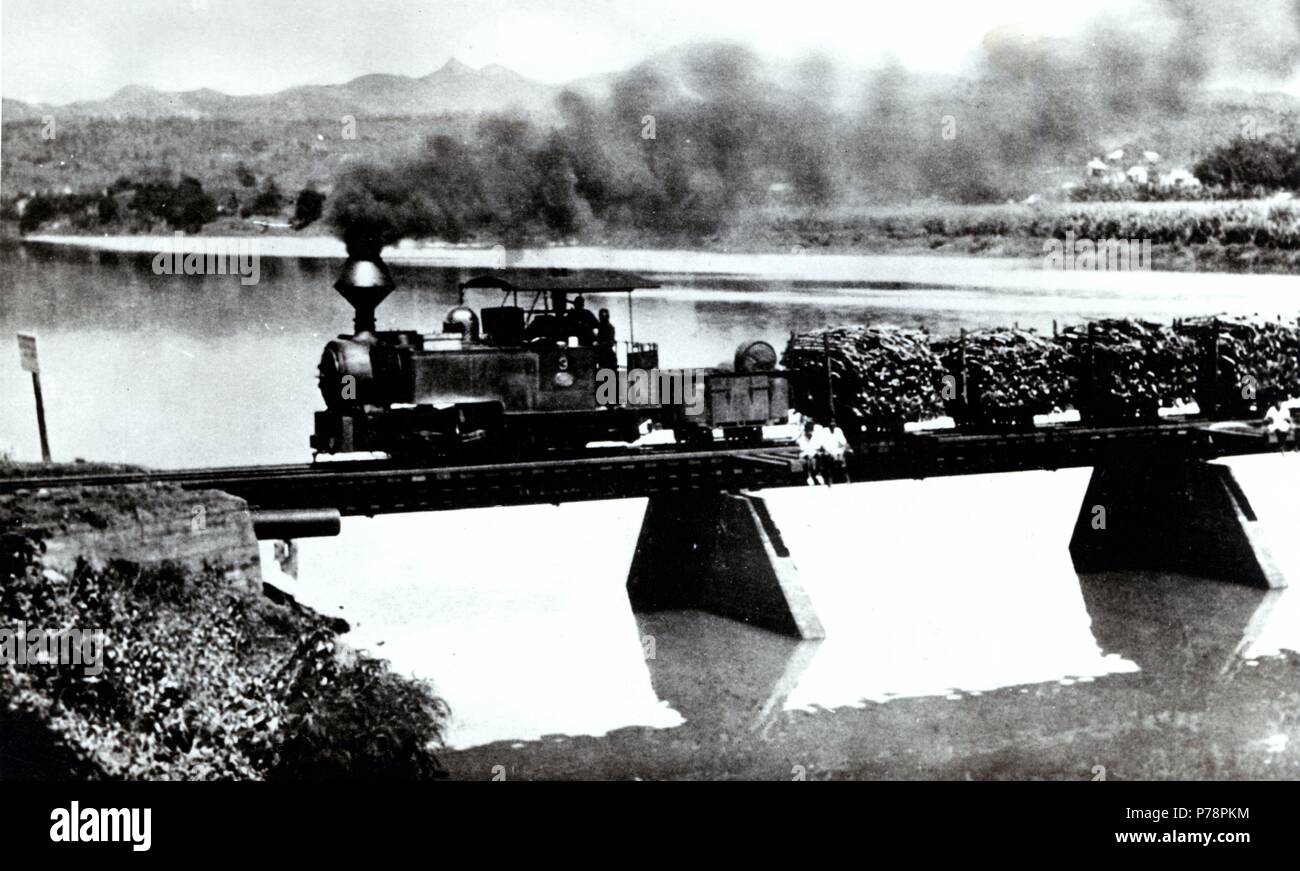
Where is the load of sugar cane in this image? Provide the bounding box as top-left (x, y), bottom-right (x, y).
top-left (781, 325), bottom-right (946, 432)
top-left (1057, 319), bottom-right (1199, 421)
top-left (1174, 315), bottom-right (1300, 411)
top-left (931, 327), bottom-right (1072, 427)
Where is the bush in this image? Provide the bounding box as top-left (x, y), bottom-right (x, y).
top-left (0, 522), bottom-right (449, 780)
top-left (96, 193), bottom-right (119, 225)
top-left (18, 195), bottom-right (58, 234)
top-left (245, 176), bottom-right (284, 217)
top-left (267, 629), bottom-right (449, 780)
top-left (1193, 136), bottom-right (1300, 193)
top-left (167, 176), bottom-right (217, 233)
top-left (292, 187), bottom-right (325, 229)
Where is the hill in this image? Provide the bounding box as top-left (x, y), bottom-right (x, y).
top-left (2, 58), bottom-right (560, 123)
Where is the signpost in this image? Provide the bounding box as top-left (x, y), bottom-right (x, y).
top-left (17, 333), bottom-right (51, 463)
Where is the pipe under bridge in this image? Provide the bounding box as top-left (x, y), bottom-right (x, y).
top-left (5, 420), bottom-right (1293, 639)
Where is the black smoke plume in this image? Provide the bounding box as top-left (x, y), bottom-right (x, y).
top-left (329, 1), bottom-right (1300, 243)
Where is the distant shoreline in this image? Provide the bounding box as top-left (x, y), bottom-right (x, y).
top-left (16, 233), bottom-right (1300, 293)
top-left (12, 193), bottom-right (1300, 277)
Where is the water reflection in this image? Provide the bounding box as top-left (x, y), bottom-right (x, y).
top-left (1078, 573), bottom-right (1286, 679)
top-left (1075, 454), bottom-right (1300, 676)
top-left (634, 611), bottom-right (820, 739)
top-left (259, 499), bottom-right (684, 749)
top-left (760, 471), bottom-right (1140, 708)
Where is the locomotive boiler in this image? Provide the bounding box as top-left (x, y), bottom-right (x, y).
top-left (310, 244), bottom-right (791, 458)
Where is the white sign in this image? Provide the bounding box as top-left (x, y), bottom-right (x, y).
top-left (17, 333), bottom-right (39, 374)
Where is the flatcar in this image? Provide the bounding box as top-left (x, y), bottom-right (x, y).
top-left (310, 244), bottom-right (791, 458)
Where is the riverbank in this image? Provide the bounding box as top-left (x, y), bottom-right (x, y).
top-left (17, 234), bottom-right (1300, 296)
top-left (739, 200), bottom-right (1300, 274)
top-left (12, 197), bottom-right (1300, 274)
top-left (0, 469), bottom-right (449, 780)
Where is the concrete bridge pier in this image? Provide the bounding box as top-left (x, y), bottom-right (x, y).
top-left (627, 492), bottom-right (826, 639)
top-left (1069, 461), bottom-right (1287, 589)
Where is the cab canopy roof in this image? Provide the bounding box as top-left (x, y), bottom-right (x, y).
top-left (459, 269), bottom-right (659, 294)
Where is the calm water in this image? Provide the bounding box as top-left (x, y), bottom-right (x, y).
top-left (3, 240), bottom-right (1299, 773)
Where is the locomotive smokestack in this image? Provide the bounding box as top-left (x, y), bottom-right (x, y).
top-left (334, 232), bottom-right (395, 335)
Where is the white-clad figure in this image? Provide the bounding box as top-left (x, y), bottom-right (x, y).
top-left (1265, 401), bottom-right (1293, 453)
top-left (796, 419), bottom-right (826, 486)
top-left (823, 419), bottom-right (851, 485)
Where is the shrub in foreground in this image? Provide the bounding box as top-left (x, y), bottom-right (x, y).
top-left (0, 527), bottom-right (449, 780)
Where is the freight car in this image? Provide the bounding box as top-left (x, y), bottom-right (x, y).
top-left (785, 316), bottom-right (1300, 440)
top-left (310, 245), bottom-right (792, 458)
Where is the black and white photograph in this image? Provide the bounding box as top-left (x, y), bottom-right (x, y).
top-left (1, 0), bottom-right (1298, 823)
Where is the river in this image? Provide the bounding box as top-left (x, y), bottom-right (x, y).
top-left (3, 238), bottom-right (1298, 777)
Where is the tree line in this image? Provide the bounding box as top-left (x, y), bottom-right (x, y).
top-left (9, 170), bottom-right (325, 234)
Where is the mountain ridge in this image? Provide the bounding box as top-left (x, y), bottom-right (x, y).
top-left (1, 58), bottom-right (562, 122)
top-left (5, 48), bottom-right (1297, 125)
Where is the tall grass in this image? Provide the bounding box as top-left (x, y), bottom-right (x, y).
top-left (761, 199), bottom-right (1300, 249)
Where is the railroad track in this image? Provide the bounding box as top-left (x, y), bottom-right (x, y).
top-left (0, 441), bottom-right (798, 494)
top-left (1, 419), bottom-right (1283, 518)
top-left (0, 461), bottom-right (320, 492)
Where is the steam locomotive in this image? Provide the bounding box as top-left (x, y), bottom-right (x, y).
top-left (310, 245), bottom-right (791, 459)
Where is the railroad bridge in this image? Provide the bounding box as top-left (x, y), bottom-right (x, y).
top-left (4, 420), bottom-right (1293, 639)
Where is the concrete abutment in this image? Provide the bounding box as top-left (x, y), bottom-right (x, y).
top-left (627, 492), bottom-right (825, 639)
top-left (629, 459), bottom-right (1288, 640)
top-left (1070, 461), bottom-right (1287, 589)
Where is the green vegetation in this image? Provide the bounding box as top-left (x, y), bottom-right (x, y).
top-left (761, 199), bottom-right (1299, 247)
top-left (292, 186), bottom-right (325, 229)
top-left (12, 174), bottom-right (218, 234)
top-left (0, 114), bottom-right (470, 235)
top-left (1, 116), bottom-right (469, 196)
top-left (245, 176), bottom-right (284, 218)
top-left (5, 174), bottom-right (329, 236)
top-left (740, 199), bottom-right (1300, 271)
top-left (0, 514), bottom-right (449, 780)
top-left (1194, 135), bottom-right (1300, 192)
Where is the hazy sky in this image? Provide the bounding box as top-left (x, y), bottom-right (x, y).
top-left (3, 0), bottom-right (1297, 105)
top-left (0, 0), bottom-right (1126, 104)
